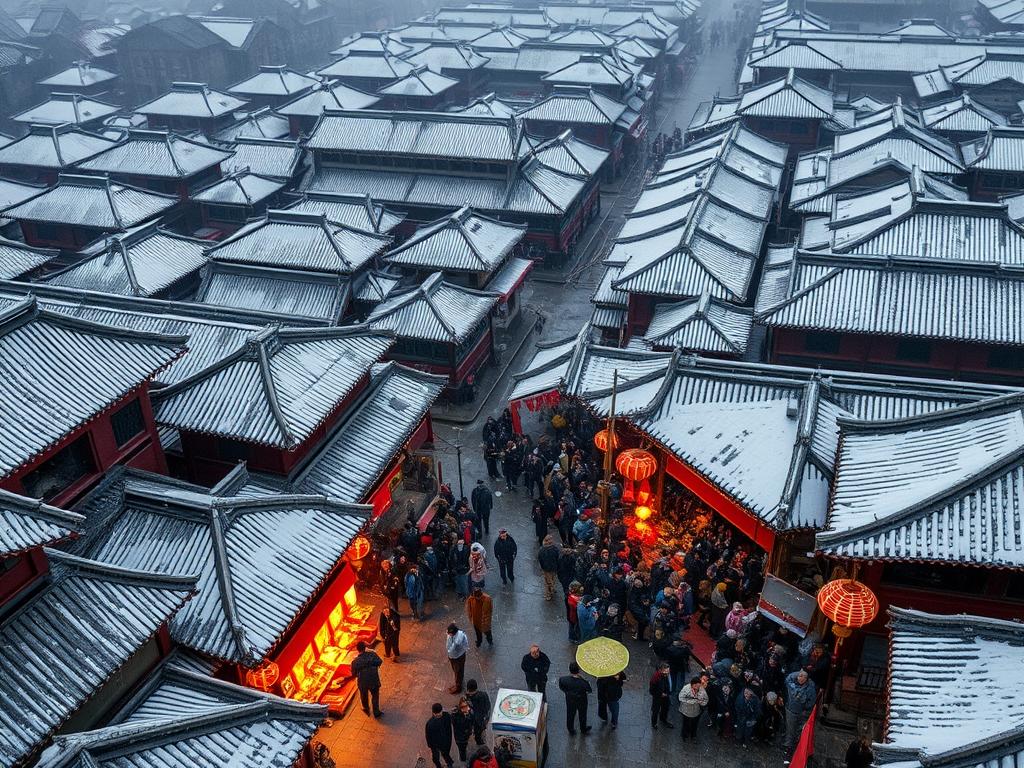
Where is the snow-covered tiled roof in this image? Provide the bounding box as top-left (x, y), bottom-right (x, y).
top-left (818, 394), bottom-right (1024, 566)
top-left (278, 79), bottom-right (380, 118)
top-left (921, 94), bottom-right (1006, 135)
top-left (316, 51), bottom-right (416, 81)
top-left (293, 362), bottom-right (446, 501)
top-left (3, 173), bottom-right (177, 229)
top-left (518, 85), bottom-right (627, 126)
top-left (207, 209), bottom-right (390, 274)
top-left (306, 109), bottom-right (522, 163)
top-left (962, 126), bottom-right (1024, 172)
top-left (195, 262), bottom-right (350, 322)
top-left (47, 224), bottom-right (207, 298)
top-left (366, 272), bottom-right (498, 342)
top-left (356, 269), bottom-right (402, 303)
top-left (385, 206), bottom-right (525, 273)
top-left (0, 123), bottom-right (116, 170)
top-left (610, 124), bottom-right (786, 302)
top-left (38, 62), bottom-right (117, 89)
top-left (212, 108), bottom-right (291, 142)
top-left (0, 549), bottom-right (195, 768)
top-left (76, 469), bottom-right (368, 664)
top-left (136, 82), bottom-right (248, 119)
top-left (404, 41), bottom-right (490, 71)
top-left (12, 92), bottom-right (119, 126)
top-left (0, 236), bottom-right (58, 279)
top-left (541, 53), bottom-right (634, 87)
top-left (152, 326), bottom-right (393, 447)
top-left (285, 191), bottom-right (405, 233)
top-left (331, 31), bottom-right (412, 57)
top-left (221, 137), bottom-right (302, 180)
top-left (521, 130), bottom-right (610, 176)
top-left (0, 295), bottom-right (185, 478)
top-left (737, 68), bottom-right (834, 119)
top-left (228, 65), bottom-right (318, 98)
top-left (642, 292), bottom-right (753, 354)
top-left (877, 608), bottom-right (1024, 768)
top-left (449, 92), bottom-right (520, 118)
top-left (192, 170), bottom-right (285, 207)
top-left (755, 247), bottom-right (1024, 346)
top-left (37, 669), bottom-right (323, 768)
top-left (470, 25), bottom-right (530, 49)
top-left (77, 129), bottom-right (233, 179)
top-left (486, 256), bottom-right (533, 298)
top-left (377, 66), bottom-right (459, 97)
top-left (0, 488), bottom-right (82, 557)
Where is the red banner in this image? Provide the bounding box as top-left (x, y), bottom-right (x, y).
top-left (790, 703), bottom-right (818, 768)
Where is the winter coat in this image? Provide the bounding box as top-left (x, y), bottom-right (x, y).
top-left (350, 650), bottom-right (383, 690)
top-left (471, 485), bottom-right (493, 516)
top-left (577, 601), bottom-right (598, 640)
top-left (558, 674), bottom-right (592, 704)
top-left (597, 673), bottom-right (625, 703)
top-left (467, 690), bottom-right (490, 727)
top-left (452, 709), bottom-right (475, 743)
top-left (493, 534), bottom-right (518, 563)
top-left (521, 651), bottom-right (551, 686)
top-left (785, 672), bottom-right (817, 716)
top-left (649, 670), bottom-right (671, 700)
top-left (678, 684), bottom-right (708, 717)
top-left (469, 553), bottom-right (488, 582)
top-left (378, 611), bottom-right (401, 642)
top-left (405, 571), bottom-right (424, 600)
top-left (735, 692), bottom-right (763, 725)
top-left (557, 551), bottom-right (577, 585)
top-left (425, 713), bottom-right (453, 750)
top-left (466, 591), bottom-right (494, 631)
top-left (451, 544), bottom-right (470, 575)
top-left (725, 608), bottom-right (748, 634)
top-left (538, 544), bottom-right (560, 573)
top-left (573, 517), bottom-right (596, 544)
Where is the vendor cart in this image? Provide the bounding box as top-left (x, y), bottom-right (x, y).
top-left (489, 688), bottom-right (547, 767)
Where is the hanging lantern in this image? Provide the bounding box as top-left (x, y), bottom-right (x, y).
top-left (817, 578), bottom-right (879, 630)
top-left (615, 448), bottom-right (657, 481)
top-left (593, 428), bottom-right (619, 452)
top-left (634, 505), bottom-right (654, 521)
top-left (245, 660), bottom-right (280, 691)
top-left (347, 535), bottom-right (371, 562)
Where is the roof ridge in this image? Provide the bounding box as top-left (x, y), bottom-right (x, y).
top-left (44, 547), bottom-right (199, 590)
top-left (207, 505), bottom-right (253, 664)
top-left (249, 326), bottom-right (298, 449)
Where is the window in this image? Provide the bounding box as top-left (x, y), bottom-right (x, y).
top-left (988, 347), bottom-right (1024, 371)
top-left (882, 562), bottom-right (988, 594)
top-left (804, 331), bottom-right (841, 354)
top-left (111, 399), bottom-right (145, 447)
top-left (895, 339), bottom-right (932, 363)
top-left (21, 435), bottom-right (97, 501)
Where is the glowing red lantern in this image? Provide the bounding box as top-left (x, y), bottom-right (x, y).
top-left (615, 448), bottom-right (657, 481)
top-left (593, 428), bottom-right (619, 452)
top-left (817, 579), bottom-right (879, 630)
top-left (348, 535), bottom-right (371, 562)
top-left (245, 660), bottom-right (280, 691)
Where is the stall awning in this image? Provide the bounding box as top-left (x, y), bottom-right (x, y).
top-left (757, 573), bottom-right (816, 637)
top-left (486, 256), bottom-right (533, 301)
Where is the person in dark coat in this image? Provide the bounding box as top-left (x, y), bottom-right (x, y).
top-left (596, 671), bottom-right (625, 728)
top-left (493, 528), bottom-right (518, 585)
top-left (846, 734), bottom-right (874, 768)
top-left (538, 535), bottom-right (560, 601)
top-left (466, 679), bottom-right (490, 745)
top-left (556, 546), bottom-right (577, 595)
top-left (530, 501), bottom-right (548, 546)
top-left (649, 662), bottom-right (673, 728)
top-left (378, 606), bottom-right (401, 661)
top-left (425, 702), bottom-right (455, 768)
top-left (734, 687), bottom-right (763, 745)
top-left (521, 644), bottom-right (551, 696)
top-left (380, 560), bottom-right (401, 614)
top-left (558, 662), bottom-right (593, 735)
top-left (471, 480), bottom-right (494, 535)
top-left (350, 641), bottom-right (383, 717)
top-left (452, 698), bottom-right (476, 763)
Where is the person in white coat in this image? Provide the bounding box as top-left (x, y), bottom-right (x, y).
top-left (678, 676), bottom-right (709, 740)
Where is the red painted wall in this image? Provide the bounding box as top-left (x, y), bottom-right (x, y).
top-left (0, 386), bottom-right (166, 508)
top-left (770, 328), bottom-right (1024, 384)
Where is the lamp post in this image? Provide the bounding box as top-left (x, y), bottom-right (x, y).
top-left (453, 426), bottom-right (464, 500)
top-left (597, 369), bottom-right (618, 543)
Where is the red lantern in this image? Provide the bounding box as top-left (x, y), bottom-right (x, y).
top-left (245, 660), bottom-right (280, 691)
top-left (817, 579), bottom-right (879, 630)
top-left (615, 448), bottom-right (657, 481)
top-left (348, 535), bottom-right (371, 562)
top-left (593, 428), bottom-right (619, 452)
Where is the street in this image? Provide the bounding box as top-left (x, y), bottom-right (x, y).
top-left (311, 2), bottom-right (828, 765)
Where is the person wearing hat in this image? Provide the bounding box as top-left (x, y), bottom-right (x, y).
top-left (493, 528), bottom-right (518, 585)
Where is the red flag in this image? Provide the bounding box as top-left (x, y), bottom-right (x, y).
top-left (789, 704), bottom-right (818, 768)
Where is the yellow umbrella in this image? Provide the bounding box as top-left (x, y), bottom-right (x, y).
top-left (575, 637), bottom-right (629, 677)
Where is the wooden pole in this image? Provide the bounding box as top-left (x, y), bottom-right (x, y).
top-left (599, 369), bottom-right (619, 542)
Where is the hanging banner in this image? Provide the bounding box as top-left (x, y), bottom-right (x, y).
top-left (789, 703), bottom-right (818, 768)
top-left (757, 573), bottom-right (816, 638)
